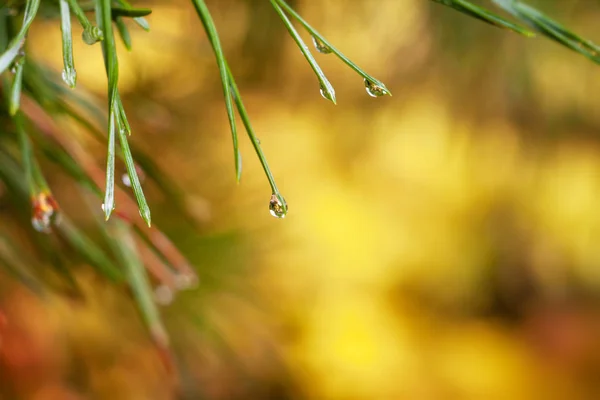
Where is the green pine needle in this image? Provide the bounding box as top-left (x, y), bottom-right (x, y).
top-left (9, 58), bottom-right (24, 116)
top-left (109, 221), bottom-right (169, 349)
top-left (115, 17), bottom-right (133, 51)
top-left (431, 0), bottom-right (534, 37)
top-left (270, 0), bottom-right (336, 104)
top-left (111, 6), bottom-right (153, 19)
top-left (0, 0), bottom-right (40, 74)
top-left (104, 110), bottom-right (116, 220)
top-left (65, 0), bottom-right (104, 45)
top-left (274, 0), bottom-right (391, 97)
top-left (116, 114), bottom-right (152, 227)
top-left (59, 0), bottom-right (77, 88)
top-left (56, 216), bottom-right (124, 282)
top-left (226, 63), bottom-right (287, 215)
top-left (114, 0), bottom-right (152, 31)
top-left (492, 0), bottom-right (600, 64)
top-left (191, 0), bottom-right (242, 182)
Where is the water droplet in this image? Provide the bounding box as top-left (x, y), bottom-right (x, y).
top-left (31, 217), bottom-right (51, 233)
top-left (319, 83), bottom-right (336, 104)
top-left (174, 273), bottom-right (199, 290)
top-left (364, 79), bottom-right (389, 97)
top-left (154, 285), bottom-right (174, 305)
top-left (61, 68), bottom-right (77, 89)
top-left (311, 36), bottom-right (332, 54)
top-left (10, 51), bottom-right (25, 74)
top-left (256, 138), bottom-right (261, 145)
top-left (269, 193), bottom-right (288, 219)
top-left (101, 203), bottom-right (115, 212)
top-left (31, 192), bottom-right (60, 233)
top-left (121, 173), bottom-right (131, 187)
top-left (82, 26), bottom-right (103, 45)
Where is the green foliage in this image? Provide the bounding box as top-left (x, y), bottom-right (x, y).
top-left (0, 0), bottom-right (598, 352)
top-left (433, 0), bottom-right (600, 63)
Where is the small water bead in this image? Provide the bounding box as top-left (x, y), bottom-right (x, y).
top-left (311, 36), bottom-right (332, 54)
top-left (319, 83), bottom-right (336, 104)
top-left (32, 217), bottom-right (51, 233)
top-left (61, 67), bottom-right (77, 89)
top-left (31, 192), bottom-right (60, 233)
top-left (10, 50), bottom-right (25, 74)
top-left (121, 165), bottom-right (145, 188)
top-left (122, 173), bottom-right (131, 187)
top-left (101, 203), bottom-right (115, 212)
top-left (154, 285), bottom-right (174, 305)
top-left (174, 273), bottom-right (199, 290)
top-left (364, 79), bottom-right (389, 98)
top-left (269, 193), bottom-right (288, 219)
top-left (82, 26), bottom-right (104, 45)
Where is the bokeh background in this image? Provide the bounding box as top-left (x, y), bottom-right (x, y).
top-left (3, 0), bottom-right (600, 398)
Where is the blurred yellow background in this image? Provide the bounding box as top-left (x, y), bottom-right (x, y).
top-left (3, 0), bottom-right (600, 399)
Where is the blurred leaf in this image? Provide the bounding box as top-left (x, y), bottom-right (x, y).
top-left (55, 215), bottom-right (124, 282)
top-left (431, 0), bottom-right (534, 36)
top-left (111, 6), bottom-right (152, 19)
top-left (108, 220), bottom-right (170, 349)
top-left (0, 0), bottom-right (40, 74)
top-left (113, 0), bottom-right (151, 31)
top-left (115, 17), bottom-right (132, 51)
top-left (492, 0), bottom-right (600, 63)
top-left (9, 58), bottom-right (24, 116)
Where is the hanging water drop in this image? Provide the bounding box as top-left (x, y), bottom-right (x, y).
top-left (61, 67), bottom-right (77, 89)
top-left (31, 192), bottom-right (60, 233)
top-left (82, 26), bottom-right (103, 45)
top-left (154, 285), bottom-right (174, 305)
top-left (174, 273), bottom-right (199, 290)
top-left (101, 203), bottom-right (115, 212)
top-left (269, 193), bottom-right (288, 219)
top-left (121, 173), bottom-right (131, 187)
top-left (364, 79), bottom-right (389, 97)
top-left (10, 51), bottom-right (25, 74)
top-left (311, 36), bottom-right (332, 54)
top-left (31, 217), bottom-right (51, 233)
top-left (319, 83), bottom-right (336, 104)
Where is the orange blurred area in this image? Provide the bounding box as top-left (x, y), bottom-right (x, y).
top-left (3, 0), bottom-right (600, 399)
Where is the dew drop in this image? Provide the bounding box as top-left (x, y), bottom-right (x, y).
top-left (31, 192), bottom-right (60, 233)
top-left (311, 36), bottom-right (332, 54)
top-left (269, 193), bottom-right (288, 219)
top-left (31, 217), bottom-right (51, 233)
top-left (101, 203), bottom-right (115, 212)
top-left (364, 79), bottom-right (389, 98)
top-left (121, 173), bottom-right (131, 187)
top-left (319, 83), bottom-right (336, 104)
top-left (82, 26), bottom-right (103, 45)
top-left (174, 273), bottom-right (199, 290)
top-left (61, 68), bottom-right (77, 89)
top-left (154, 285), bottom-right (174, 305)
